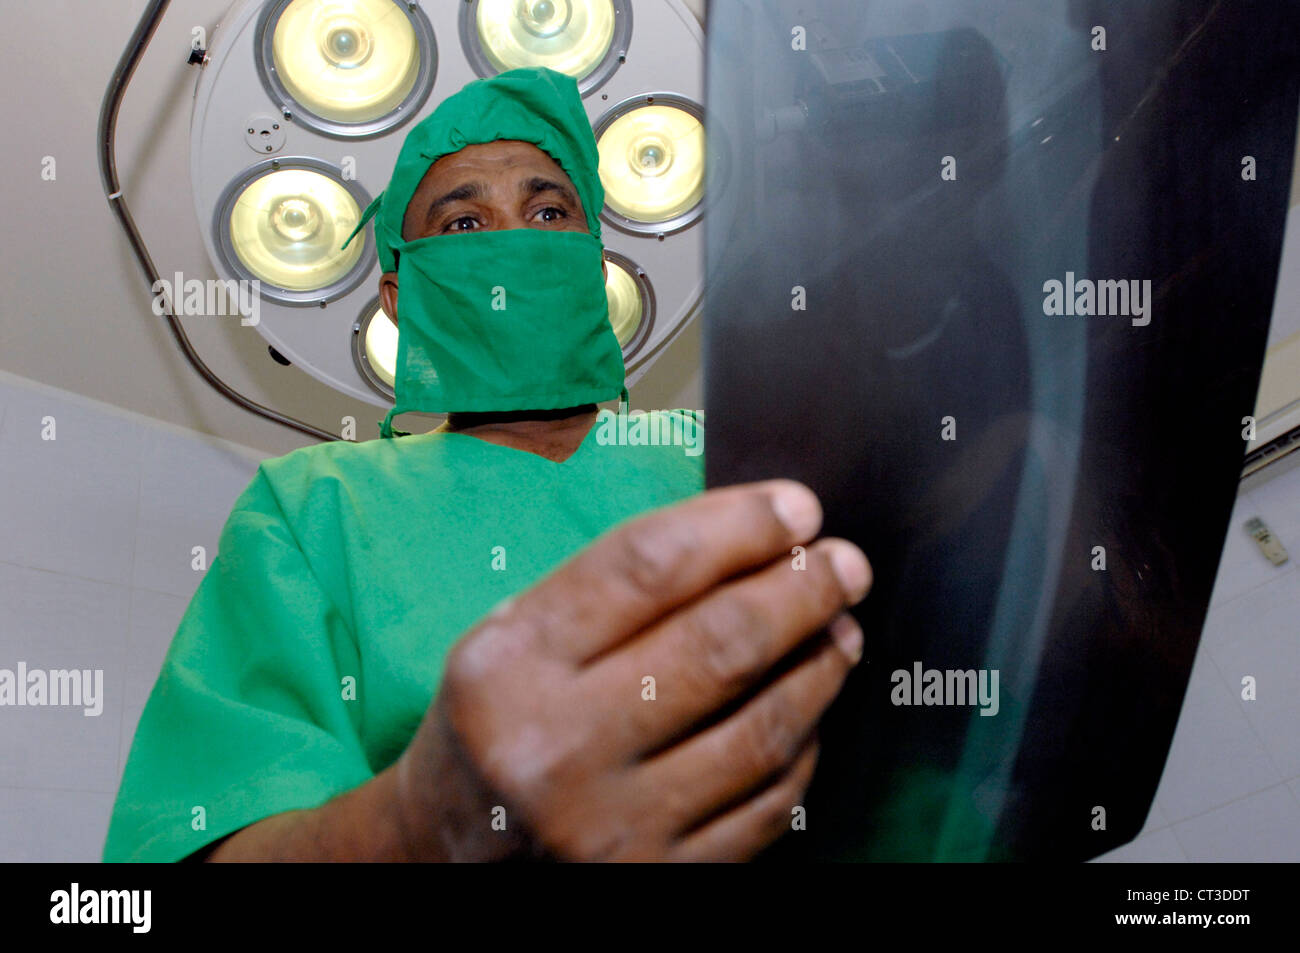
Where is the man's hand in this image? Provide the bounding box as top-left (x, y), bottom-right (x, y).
top-left (395, 479), bottom-right (871, 861)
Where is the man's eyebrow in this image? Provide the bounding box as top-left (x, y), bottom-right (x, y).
top-left (424, 181), bottom-right (489, 227)
top-left (520, 176), bottom-right (580, 209)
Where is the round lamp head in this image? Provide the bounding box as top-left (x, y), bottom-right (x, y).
top-left (461, 0), bottom-right (631, 95)
top-left (603, 249), bottom-right (654, 359)
top-left (217, 161), bottom-right (374, 304)
top-left (258, 0), bottom-right (437, 137)
top-left (597, 96), bottom-right (705, 234)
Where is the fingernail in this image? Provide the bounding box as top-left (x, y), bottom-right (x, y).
top-left (770, 481), bottom-right (822, 540)
top-left (828, 613), bottom-right (864, 665)
top-left (827, 541), bottom-right (872, 605)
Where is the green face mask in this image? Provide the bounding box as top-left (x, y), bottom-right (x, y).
top-left (380, 227), bottom-right (627, 438)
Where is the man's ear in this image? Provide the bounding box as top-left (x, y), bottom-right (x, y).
top-left (378, 272), bottom-right (399, 326)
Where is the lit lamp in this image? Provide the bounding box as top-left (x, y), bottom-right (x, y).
top-left (603, 249), bottom-right (654, 358)
top-left (258, 0), bottom-right (437, 137)
top-left (217, 161), bottom-right (373, 304)
top-left (461, 0), bottom-right (631, 95)
top-left (596, 96), bottom-right (705, 235)
top-left (353, 301), bottom-right (399, 395)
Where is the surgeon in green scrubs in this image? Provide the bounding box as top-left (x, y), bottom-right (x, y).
top-left (103, 67), bottom-right (873, 863)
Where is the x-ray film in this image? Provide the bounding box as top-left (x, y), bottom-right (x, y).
top-left (702, 0), bottom-right (1300, 861)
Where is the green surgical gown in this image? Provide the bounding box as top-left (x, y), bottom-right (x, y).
top-left (103, 411), bottom-right (704, 862)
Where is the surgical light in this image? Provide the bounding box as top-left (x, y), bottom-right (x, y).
top-left (187, 0), bottom-right (705, 410)
top-left (353, 300), bottom-right (398, 396)
top-left (257, 0), bottom-right (436, 137)
top-left (218, 162), bottom-right (372, 302)
top-left (603, 249), bottom-right (654, 358)
top-left (596, 96), bottom-right (705, 234)
top-left (461, 0), bottom-right (632, 94)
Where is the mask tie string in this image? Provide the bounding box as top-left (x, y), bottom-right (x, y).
top-left (379, 406), bottom-right (411, 439)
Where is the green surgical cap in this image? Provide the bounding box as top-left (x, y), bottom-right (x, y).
top-left (343, 66), bottom-right (604, 272)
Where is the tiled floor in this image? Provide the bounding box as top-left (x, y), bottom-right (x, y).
top-left (1092, 458), bottom-right (1300, 862)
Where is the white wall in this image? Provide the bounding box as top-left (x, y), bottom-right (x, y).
top-left (0, 369), bottom-right (263, 861)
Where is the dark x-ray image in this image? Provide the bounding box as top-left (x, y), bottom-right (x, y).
top-left (703, 0), bottom-right (1300, 860)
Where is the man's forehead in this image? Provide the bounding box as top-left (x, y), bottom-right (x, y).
top-left (418, 141), bottom-right (566, 186)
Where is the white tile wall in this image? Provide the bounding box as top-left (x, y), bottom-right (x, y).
top-left (0, 788), bottom-right (117, 863)
top-left (0, 562), bottom-right (129, 793)
top-left (122, 588), bottom-right (188, 716)
top-left (131, 427), bottom-right (263, 600)
top-left (116, 588), bottom-right (189, 781)
top-left (0, 383), bottom-right (144, 586)
top-left (1150, 650), bottom-right (1281, 824)
top-left (0, 371), bottom-right (261, 862)
top-left (1170, 784), bottom-right (1300, 862)
top-left (1203, 493), bottom-right (1298, 612)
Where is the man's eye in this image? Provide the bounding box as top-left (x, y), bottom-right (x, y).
top-left (536, 206), bottom-right (568, 223)
top-left (445, 216), bottom-right (477, 232)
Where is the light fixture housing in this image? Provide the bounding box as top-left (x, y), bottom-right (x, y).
top-left (192, 0), bottom-right (707, 409)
